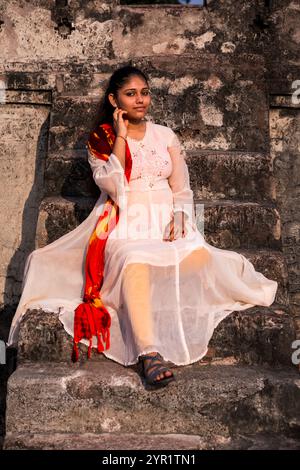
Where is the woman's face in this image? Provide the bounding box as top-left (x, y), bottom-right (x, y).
top-left (109, 75), bottom-right (151, 121)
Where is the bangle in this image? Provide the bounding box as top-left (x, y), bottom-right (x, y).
top-left (116, 135), bottom-right (127, 143)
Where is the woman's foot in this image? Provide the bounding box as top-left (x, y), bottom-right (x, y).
top-left (140, 351), bottom-right (175, 386)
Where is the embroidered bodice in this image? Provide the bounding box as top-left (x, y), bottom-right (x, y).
top-left (127, 133), bottom-right (173, 189)
top-left (127, 121), bottom-right (172, 189)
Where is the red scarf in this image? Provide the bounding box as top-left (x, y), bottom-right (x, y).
top-left (71, 122), bottom-right (132, 362)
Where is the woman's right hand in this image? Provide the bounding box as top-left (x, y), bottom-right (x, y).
top-left (113, 107), bottom-right (129, 138)
top-left (163, 217), bottom-right (175, 242)
top-left (163, 212), bottom-right (188, 242)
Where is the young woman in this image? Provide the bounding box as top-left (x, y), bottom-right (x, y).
top-left (7, 65), bottom-right (278, 389)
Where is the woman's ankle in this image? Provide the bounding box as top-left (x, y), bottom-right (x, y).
top-left (139, 351), bottom-right (159, 360)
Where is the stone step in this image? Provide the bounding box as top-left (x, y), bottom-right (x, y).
top-left (3, 430), bottom-right (300, 450)
top-left (4, 360), bottom-right (300, 445)
top-left (198, 200), bottom-right (281, 250)
top-left (44, 150), bottom-right (274, 203)
top-left (44, 150), bottom-right (98, 198)
top-left (36, 196), bottom-right (94, 248)
top-left (187, 150), bottom-right (275, 202)
top-left (209, 305), bottom-right (295, 365)
top-left (16, 304), bottom-right (294, 366)
top-left (36, 196), bottom-right (281, 250)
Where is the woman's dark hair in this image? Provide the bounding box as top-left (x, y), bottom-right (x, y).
top-left (94, 65), bottom-right (149, 127)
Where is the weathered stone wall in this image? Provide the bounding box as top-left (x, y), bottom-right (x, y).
top-left (270, 107), bottom-right (300, 330)
top-left (0, 103), bottom-right (50, 305)
top-left (266, 0), bottom-right (300, 334)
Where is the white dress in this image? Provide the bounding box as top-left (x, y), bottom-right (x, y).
top-left (6, 120), bottom-right (278, 366)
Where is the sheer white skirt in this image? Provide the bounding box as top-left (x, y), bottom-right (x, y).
top-left (7, 184), bottom-right (278, 367)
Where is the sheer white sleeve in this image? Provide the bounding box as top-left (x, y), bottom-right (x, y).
top-left (87, 147), bottom-right (128, 209)
top-left (167, 130), bottom-right (196, 228)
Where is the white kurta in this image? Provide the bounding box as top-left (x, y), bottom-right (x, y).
top-left (7, 120), bottom-right (278, 366)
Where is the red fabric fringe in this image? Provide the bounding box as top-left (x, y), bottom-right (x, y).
top-left (72, 301), bottom-right (111, 363)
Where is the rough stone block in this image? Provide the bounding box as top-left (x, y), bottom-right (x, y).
top-left (16, 304), bottom-right (294, 366)
top-left (188, 151), bottom-right (275, 202)
top-left (200, 201), bottom-right (281, 249)
top-left (4, 361), bottom-right (300, 438)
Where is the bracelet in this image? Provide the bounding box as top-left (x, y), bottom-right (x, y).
top-left (116, 135), bottom-right (127, 143)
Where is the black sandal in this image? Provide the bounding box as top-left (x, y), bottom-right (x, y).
top-left (140, 353), bottom-right (175, 388)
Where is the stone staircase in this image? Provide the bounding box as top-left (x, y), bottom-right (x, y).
top-left (3, 144), bottom-right (300, 449)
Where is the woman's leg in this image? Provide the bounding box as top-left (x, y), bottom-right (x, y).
top-left (122, 262), bottom-right (153, 351)
top-left (122, 262), bottom-right (172, 380)
top-left (179, 246), bottom-right (212, 277)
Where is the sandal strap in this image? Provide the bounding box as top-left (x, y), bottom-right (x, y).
top-left (144, 359), bottom-right (168, 374)
top-left (146, 364), bottom-right (171, 381)
top-left (140, 354), bottom-right (164, 372)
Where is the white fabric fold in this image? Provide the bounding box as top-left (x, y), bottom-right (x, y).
top-left (87, 149), bottom-right (128, 210)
